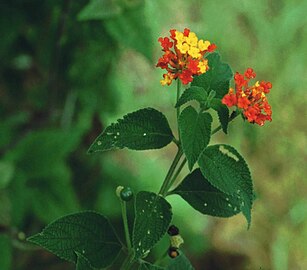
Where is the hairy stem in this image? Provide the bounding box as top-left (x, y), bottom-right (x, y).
top-left (120, 200), bottom-right (132, 251)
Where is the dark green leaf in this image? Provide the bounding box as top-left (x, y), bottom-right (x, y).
top-left (104, 3), bottom-right (153, 61)
top-left (191, 52), bottom-right (233, 98)
top-left (133, 191), bottom-right (172, 259)
top-left (0, 235), bottom-right (12, 270)
top-left (172, 169), bottom-right (241, 217)
top-left (139, 262), bottom-right (165, 270)
top-left (88, 108), bottom-right (173, 153)
top-left (76, 252), bottom-right (94, 270)
top-left (210, 98), bottom-right (229, 134)
top-left (167, 252), bottom-right (194, 270)
top-left (78, 0), bottom-right (122, 21)
top-left (179, 106), bottom-right (212, 171)
top-left (175, 86), bottom-right (208, 108)
top-left (198, 145), bottom-right (253, 226)
top-left (0, 161), bottom-right (14, 189)
top-left (28, 211), bottom-right (122, 269)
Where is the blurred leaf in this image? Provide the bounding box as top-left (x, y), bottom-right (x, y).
top-left (78, 0), bottom-right (122, 21)
top-left (172, 169), bottom-right (241, 217)
top-left (133, 191), bottom-right (172, 259)
top-left (104, 3), bottom-right (153, 61)
top-left (29, 167), bottom-right (79, 223)
top-left (179, 106), bottom-right (212, 171)
top-left (0, 112), bottom-right (29, 149)
top-left (6, 129), bottom-right (81, 177)
top-left (0, 161), bottom-right (14, 189)
top-left (0, 191), bottom-right (11, 226)
top-left (88, 108), bottom-right (173, 153)
top-left (175, 86), bottom-right (208, 108)
top-left (139, 262), bottom-right (165, 270)
top-left (191, 52), bottom-right (232, 98)
top-left (198, 144), bottom-right (253, 226)
top-left (167, 252), bottom-right (194, 270)
top-left (28, 211), bottom-right (122, 269)
top-left (210, 98), bottom-right (229, 134)
top-left (76, 252), bottom-right (94, 270)
top-left (0, 235), bottom-right (12, 270)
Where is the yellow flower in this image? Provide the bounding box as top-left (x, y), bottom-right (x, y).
top-left (188, 46), bottom-right (201, 58)
top-left (177, 42), bottom-right (190, 54)
top-left (198, 40), bottom-right (211, 51)
top-left (198, 59), bottom-right (208, 73)
top-left (186, 32), bottom-right (198, 46)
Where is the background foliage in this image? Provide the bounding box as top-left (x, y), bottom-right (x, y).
top-left (0, 0), bottom-right (306, 269)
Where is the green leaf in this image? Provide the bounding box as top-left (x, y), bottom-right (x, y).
top-left (133, 191), bottom-right (172, 259)
top-left (179, 106), bottom-right (212, 171)
top-left (139, 262), bottom-right (165, 270)
top-left (210, 98), bottom-right (229, 134)
top-left (104, 3), bottom-right (153, 61)
top-left (0, 235), bottom-right (12, 270)
top-left (191, 52), bottom-right (233, 98)
top-left (172, 169), bottom-right (241, 217)
top-left (175, 86), bottom-right (208, 108)
top-left (78, 0), bottom-right (122, 21)
top-left (88, 108), bottom-right (173, 153)
top-left (0, 161), bottom-right (14, 189)
top-left (28, 211), bottom-right (122, 269)
top-left (167, 252), bottom-right (195, 270)
top-left (76, 252), bottom-right (94, 270)
top-left (198, 145), bottom-right (253, 226)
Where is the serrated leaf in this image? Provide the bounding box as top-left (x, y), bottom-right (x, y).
top-left (28, 211), bottom-right (122, 269)
top-left (139, 262), bottom-right (165, 270)
top-left (88, 108), bottom-right (173, 153)
top-left (179, 106), bottom-right (212, 171)
top-left (175, 86), bottom-right (208, 108)
top-left (172, 169), bottom-right (241, 217)
top-left (133, 191), bottom-right (172, 259)
top-left (191, 52), bottom-right (233, 98)
top-left (198, 145), bottom-right (253, 226)
top-left (76, 252), bottom-right (94, 270)
top-left (78, 0), bottom-right (122, 21)
top-left (210, 98), bottom-right (229, 134)
top-left (167, 252), bottom-right (195, 270)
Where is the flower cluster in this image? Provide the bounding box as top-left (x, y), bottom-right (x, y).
top-left (222, 68), bottom-right (272, 126)
top-left (156, 28), bottom-right (216, 86)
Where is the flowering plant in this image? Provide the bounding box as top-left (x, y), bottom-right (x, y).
top-left (28, 28), bottom-right (272, 270)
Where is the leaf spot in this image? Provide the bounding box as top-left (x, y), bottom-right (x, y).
top-left (226, 197), bottom-right (229, 201)
top-left (143, 133), bottom-right (147, 136)
top-left (228, 203), bottom-right (232, 207)
top-left (116, 132), bottom-right (120, 136)
top-left (147, 230), bottom-right (151, 235)
top-left (219, 145), bottom-right (239, 162)
top-left (204, 203), bottom-right (208, 206)
top-left (97, 141), bottom-right (102, 146)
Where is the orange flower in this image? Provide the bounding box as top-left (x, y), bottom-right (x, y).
top-left (222, 68), bottom-right (272, 126)
top-left (156, 28), bottom-right (216, 86)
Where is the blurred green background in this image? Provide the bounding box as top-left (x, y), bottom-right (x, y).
top-left (0, 0), bottom-right (306, 269)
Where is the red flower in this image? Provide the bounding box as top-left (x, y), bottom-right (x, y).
top-left (222, 68), bottom-right (272, 126)
top-left (156, 28), bottom-right (216, 86)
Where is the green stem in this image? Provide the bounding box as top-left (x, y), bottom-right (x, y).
top-left (166, 111), bottom-right (240, 195)
top-left (159, 148), bottom-right (183, 197)
top-left (120, 252), bottom-right (134, 270)
top-left (176, 79), bottom-right (181, 139)
top-left (120, 200), bottom-right (132, 252)
top-left (165, 157), bottom-right (187, 193)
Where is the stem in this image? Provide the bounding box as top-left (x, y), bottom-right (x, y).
top-left (165, 157), bottom-right (187, 193)
top-left (120, 200), bottom-right (132, 251)
top-left (166, 111), bottom-right (240, 195)
top-left (159, 148), bottom-right (183, 197)
top-left (120, 252), bottom-right (134, 270)
top-left (176, 79), bottom-right (181, 139)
